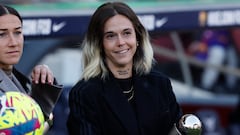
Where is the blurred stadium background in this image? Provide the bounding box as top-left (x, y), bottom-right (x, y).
top-left (3, 0), bottom-right (240, 134)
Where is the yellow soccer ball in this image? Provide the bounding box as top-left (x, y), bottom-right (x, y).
top-left (0, 91), bottom-right (44, 135)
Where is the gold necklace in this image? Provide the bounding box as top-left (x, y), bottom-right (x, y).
top-left (123, 86), bottom-right (134, 101)
top-left (127, 90), bottom-right (134, 101)
top-left (123, 86), bottom-right (133, 94)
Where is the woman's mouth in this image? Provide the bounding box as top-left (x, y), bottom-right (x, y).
top-left (115, 49), bottom-right (129, 54)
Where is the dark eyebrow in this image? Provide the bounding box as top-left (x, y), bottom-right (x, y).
top-left (104, 28), bottom-right (133, 35)
top-left (0, 26), bottom-right (22, 31)
top-left (0, 29), bottom-right (7, 31)
top-left (104, 31), bottom-right (114, 36)
top-left (15, 26), bottom-right (22, 30)
top-left (123, 28), bottom-right (133, 32)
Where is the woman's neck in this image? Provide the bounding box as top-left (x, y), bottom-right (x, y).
top-left (106, 59), bottom-right (133, 79)
top-left (0, 65), bottom-right (13, 75)
top-left (114, 68), bottom-right (132, 79)
top-left (108, 65), bottom-right (133, 79)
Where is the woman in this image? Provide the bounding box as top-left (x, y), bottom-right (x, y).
top-left (0, 4), bottom-right (63, 133)
top-left (67, 2), bottom-right (182, 135)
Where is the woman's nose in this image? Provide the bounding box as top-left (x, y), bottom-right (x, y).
top-left (117, 35), bottom-right (125, 46)
top-left (8, 34), bottom-right (17, 46)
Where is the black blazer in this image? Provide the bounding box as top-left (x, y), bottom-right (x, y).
top-left (67, 69), bottom-right (182, 135)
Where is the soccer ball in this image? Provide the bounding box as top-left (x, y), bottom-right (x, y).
top-left (0, 91), bottom-right (45, 135)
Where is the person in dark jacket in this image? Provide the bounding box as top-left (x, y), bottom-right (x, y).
top-left (67, 2), bottom-right (182, 135)
top-left (0, 4), bottom-right (63, 133)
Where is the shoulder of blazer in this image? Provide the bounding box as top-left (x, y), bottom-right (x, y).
top-left (12, 67), bottom-right (31, 93)
top-left (147, 69), bottom-right (175, 102)
top-left (71, 77), bottom-right (102, 95)
top-left (146, 69), bottom-right (170, 82)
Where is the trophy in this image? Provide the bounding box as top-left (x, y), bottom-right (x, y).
top-left (176, 114), bottom-right (202, 135)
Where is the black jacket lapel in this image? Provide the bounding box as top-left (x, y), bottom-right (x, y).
top-left (103, 77), bottom-right (139, 135)
top-left (134, 75), bottom-right (160, 132)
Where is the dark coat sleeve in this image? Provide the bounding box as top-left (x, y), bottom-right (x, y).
top-left (164, 76), bottom-right (182, 127)
top-left (146, 70), bottom-right (182, 134)
top-left (67, 79), bottom-right (101, 135)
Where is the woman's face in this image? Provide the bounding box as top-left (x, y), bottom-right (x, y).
top-left (0, 14), bottom-right (23, 70)
top-left (103, 14), bottom-right (137, 69)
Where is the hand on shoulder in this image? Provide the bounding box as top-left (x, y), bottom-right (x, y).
top-left (31, 64), bottom-right (54, 85)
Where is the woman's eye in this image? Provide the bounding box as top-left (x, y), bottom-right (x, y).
top-left (125, 32), bottom-right (131, 35)
top-left (123, 31), bottom-right (132, 37)
top-left (15, 31), bottom-right (22, 35)
top-left (106, 34), bottom-right (116, 40)
top-left (0, 33), bottom-right (6, 38)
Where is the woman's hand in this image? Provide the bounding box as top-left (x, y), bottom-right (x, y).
top-left (31, 64), bottom-right (54, 85)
